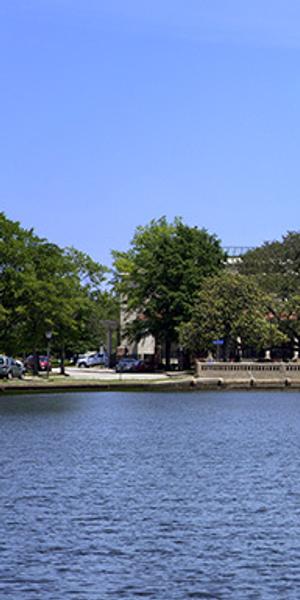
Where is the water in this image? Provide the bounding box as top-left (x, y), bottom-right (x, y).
top-left (0, 391), bottom-right (300, 599)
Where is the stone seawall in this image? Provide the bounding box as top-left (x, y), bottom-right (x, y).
top-left (195, 362), bottom-right (300, 388)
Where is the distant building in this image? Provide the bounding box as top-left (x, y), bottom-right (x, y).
top-left (223, 246), bottom-right (254, 270)
top-left (119, 301), bottom-right (155, 359)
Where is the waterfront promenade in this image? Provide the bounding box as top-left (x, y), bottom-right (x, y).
top-left (0, 367), bottom-right (193, 393)
top-left (1, 363), bottom-right (300, 393)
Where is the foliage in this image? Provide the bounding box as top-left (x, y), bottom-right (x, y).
top-left (3, 211), bottom-right (299, 366)
top-left (112, 217), bottom-right (225, 367)
top-left (268, 294), bottom-right (300, 342)
top-left (0, 213), bottom-right (117, 364)
top-left (239, 232), bottom-right (300, 298)
top-left (179, 272), bottom-right (287, 358)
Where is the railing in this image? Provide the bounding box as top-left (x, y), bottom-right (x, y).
top-left (199, 363), bottom-right (286, 371)
top-left (286, 364), bottom-right (300, 372)
top-left (196, 361), bottom-right (300, 380)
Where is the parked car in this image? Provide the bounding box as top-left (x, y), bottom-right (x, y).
top-left (115, 357), bottom-right (145, 373)
top-left (76, 352), bottom-right (109, 368)
top-left (25, 355), bottom-right (52, 372)
top-left (0, 356), bottom-right (25, 379)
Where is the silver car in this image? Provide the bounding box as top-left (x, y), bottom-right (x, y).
top-left (76, 352), bottom-right (108, 368)
top-left (0, 356), bottom-right (25, 379)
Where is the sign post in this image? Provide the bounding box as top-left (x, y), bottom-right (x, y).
top-left (212, 339), bottom-right (224, 361)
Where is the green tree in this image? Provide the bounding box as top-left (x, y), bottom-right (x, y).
top-left (267, 294), bottom-right (300, 352)
top-left (179, 272), bottom-right (287, 359)
top-left (239, 232), bottom-right (300, 298)
top-left (0, 213), bottom-right (112, 370)
top-left (0, 212), bottom-right (38, 354)
top-left (53, 247), bottom-right (110, 370)
top-left (112, 217), bottom-right (225, 368)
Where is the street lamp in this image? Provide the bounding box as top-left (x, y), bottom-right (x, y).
top-left (293, 337), bottom-right (299, 361)
top-left (100, 320), bottom-right (118, 368)
top-left (45, 330), bottom-right (52, 378)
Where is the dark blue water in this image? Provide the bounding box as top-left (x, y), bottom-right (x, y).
top-left (0, 391), bottom-right (300, 599)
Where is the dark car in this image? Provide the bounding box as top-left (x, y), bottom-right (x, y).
top-left (25, 355), bottom-right (52, 372)
top-left (115, 357), bottom-right (145, 373)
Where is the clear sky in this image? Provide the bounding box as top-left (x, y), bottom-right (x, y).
top-left (1, 1), bottom-right (300, 266)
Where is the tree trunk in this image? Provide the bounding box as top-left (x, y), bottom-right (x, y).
top-left (60, 344), bottom-right (65, 375)
top-left (165, 338), bottom-right (171, 371)
top-left (153, 336), bottom-right (160, 369)
top-left (224, 337), bottom-right (231, 362)
top-left (33, 350), bottom-right (39, 376)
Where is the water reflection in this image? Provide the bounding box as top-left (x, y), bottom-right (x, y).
top-left (0, 393), bottom-right (82, 416)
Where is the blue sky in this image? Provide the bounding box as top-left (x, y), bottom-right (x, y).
top-left (1, 1), bottom-right (300, 266)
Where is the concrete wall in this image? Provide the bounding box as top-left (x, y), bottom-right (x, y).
top-left (196, 361), bottom-right (300, 383)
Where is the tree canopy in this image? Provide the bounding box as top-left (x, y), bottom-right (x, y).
top-left (179, 272), bottom-right (287, 358)
top-left (0, 212), bottom-right (117, 365)
top-left (239, 232), bottom-right (300, 298)
top-left (2, 211), bottom-right (299, 368)
top-left (112, 217), bottom-right (225, 367)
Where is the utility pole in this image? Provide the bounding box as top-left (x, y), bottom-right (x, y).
top-left (45, 330), bottom-right (52, 378)
top-left (100, 320), bottom-right (118, 368)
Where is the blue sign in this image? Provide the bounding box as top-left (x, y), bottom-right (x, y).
top-left (212, 339), bottom-right (224, 345)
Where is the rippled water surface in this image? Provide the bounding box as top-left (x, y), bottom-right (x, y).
top-left (1, 391), bottom-right (300, 599)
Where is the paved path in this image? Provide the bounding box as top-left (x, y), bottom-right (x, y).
top-left (53, 367), bottom-right (170, 381)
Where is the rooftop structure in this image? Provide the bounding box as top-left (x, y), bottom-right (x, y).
top-left (223, 246), bottom-right (255, 267)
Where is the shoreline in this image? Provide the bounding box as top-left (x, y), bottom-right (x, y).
top-left (1, 375), bottom-right (300, 394)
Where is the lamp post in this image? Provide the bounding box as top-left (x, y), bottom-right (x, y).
top-left (45, 330), bottom-right (52, 378)
top-left (293, 337), bottom-right (299, 361)
top-left (100, 320), bottom-right (118, 368)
